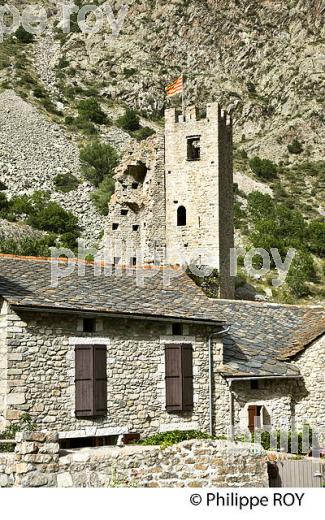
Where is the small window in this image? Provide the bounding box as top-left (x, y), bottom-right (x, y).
top-left (132, 182), bottom-right (139, 189)
top-left (187, 137), bottom-right (200, 161)
top-left (112, 223), bottom-right (119, 230)
top-left (121, 209), bottom-right (128, 216)
top-left (250, 380), bottom-right (259, 390)
top-left (130, 257), bottom-right (137, 266)
top-left (172, 323), bottom-right (183, 335)
top-left (177, 206), bottom-right (186, 226)
top-left (83, 318), bottom-right (96, 333)
top-left (113, 256), bottom-right (121, 265)
top-left (132, 224), bottom-right (139, 231)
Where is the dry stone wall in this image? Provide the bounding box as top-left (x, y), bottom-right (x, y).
top-left (0, 436), bottom-right (269, 488)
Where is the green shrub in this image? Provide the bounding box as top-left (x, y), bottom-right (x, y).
top-left (15, 26), bottom-right (34, 44)
top-left (132, 126), bottom-right (156, 141)
top-left (117, 108), bottom-right (140, 132)
top-left (53, 172), bottom-right (80, 193)
top-left (91, 176), bottom-right (115, 215)
top-left (247, 81), bottom-right (256, 94)
top-left (80, 142), bottom-right (119, 187)
top-left (288, 139), bottom-right (303, 154)
top-left (0, 413), bottom-right (35, 452)
top-left (251, 426), bottom-right (314, 455)
top-left (0, 191), bottom-right (80, 248)
top-left (138, 430), bottom-right (214, 448)
top-left (64, 115), bottom-right (75, 125)
top-left (247, 192), bottom-right (275, 223)
top-left (308, 220), bottom-right (325, 257)
top-left (74, 117), bottom-right (98, 135)
top-left (0, 192), bottom-right (9, 212)
top-left (123, 68), bottom-right (137, 77)
top-left (249, 156), bottom-right (277, 180)
top-left (77, 98), bottom-right (108, 125)
top-left (286, 250), bottom-right (316, 298)
top-left (33, 86), bottom-right (47, 99)
top-left (0, 235), bottom-right (57, 257)
top-left (28, 201), bottom-right (79, 235)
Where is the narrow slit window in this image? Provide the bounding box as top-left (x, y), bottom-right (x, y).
top-left (177, 206), bottom-right (186, 226)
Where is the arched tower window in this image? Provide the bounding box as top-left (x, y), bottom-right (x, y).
top-left (177, 206), bottom-right (187, 226)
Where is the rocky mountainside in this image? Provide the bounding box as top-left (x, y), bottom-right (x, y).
top-left (0, 0), bottom-right (323, 302)
top-left (57, 0), bottom-right (325, 162)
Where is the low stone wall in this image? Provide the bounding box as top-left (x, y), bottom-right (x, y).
top-left (0, 432), bottom-right (269, 488)
top-left (58, 440), bottom-right (268, 488)
top-left (0, 431), bottom-right (59, 487)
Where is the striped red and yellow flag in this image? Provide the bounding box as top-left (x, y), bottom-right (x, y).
top-left (165, 75), bottom-right (183, 97)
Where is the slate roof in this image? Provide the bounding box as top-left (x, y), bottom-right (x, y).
top-left (0, 256), bottom-right (324, 379)
top-left (0, 255), bottom-right (224, 325)
top-left (212, 300), bottom-right (325, 378)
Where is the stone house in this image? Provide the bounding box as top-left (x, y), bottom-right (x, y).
top-left (0, 256), bottom-right (324, 446)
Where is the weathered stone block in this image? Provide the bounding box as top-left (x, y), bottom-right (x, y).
top-left (16, 442), bottom-right (38, 455)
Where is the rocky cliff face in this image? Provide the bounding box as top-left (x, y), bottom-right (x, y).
top-left (59, 0), bottom-right (325, 162)
top-left (0, 0), bottom-right (324, 246)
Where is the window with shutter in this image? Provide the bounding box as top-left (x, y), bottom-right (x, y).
top-left (75, 344), bottom-right (107, 417)
top-left (165, 344), bottom-right (193, 412)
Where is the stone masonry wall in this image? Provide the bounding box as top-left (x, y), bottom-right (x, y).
top-left (164, 103), bottom-right (234, 299)
top-left (0, 436), bottom-right (269, 488)
top-left (103, 134), bottom-right (166, 266)
top-left (294, 335), bottom-right (325, 440)
top-left (232, 378), bottom-right (298, 432)
top-left (230, 336), bottom-right (325, 442)
top-left (2, 306), bottom-right (230, 440)
top-left (0, 300), bottom-right (8, 430)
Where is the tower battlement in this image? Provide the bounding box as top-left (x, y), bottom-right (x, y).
top-left (165, 102), bottom-right (232, 127)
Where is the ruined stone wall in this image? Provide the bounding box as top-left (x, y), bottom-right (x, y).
top-left (3, 306), bottom-right (230, 440)
top-left (164, 103), bottom-right (234, 298)
top-left (103, 134), bottom-right (166, 266)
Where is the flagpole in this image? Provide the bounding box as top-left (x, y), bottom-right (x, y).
top-left (182, 74), bottom-right (185, 120)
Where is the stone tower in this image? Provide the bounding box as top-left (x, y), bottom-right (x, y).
top-left (103, 102), bottom-right (234, 299)
top-left (164, 103), bottom-right (234, 299)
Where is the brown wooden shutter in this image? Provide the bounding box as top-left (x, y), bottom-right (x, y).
top-left (165, 344), bottom-right (193, 412)
top-left (75, 345), bottom-right (107, 417)
top-left (182, 345), bottom-right (193, 411)
top-left (93, 346), bottom-right (107, 416)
